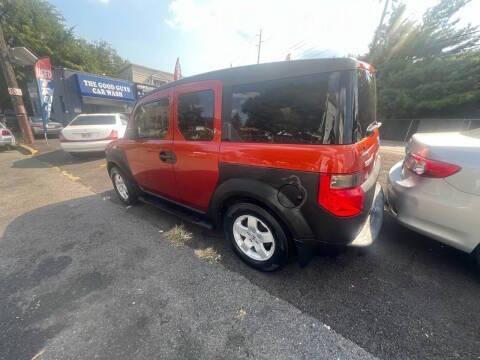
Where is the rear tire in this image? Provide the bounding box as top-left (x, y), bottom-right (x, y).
top-left (110, 166), bottom-right (139, 205)
top-left (224, 202), bottom-right (289, 271)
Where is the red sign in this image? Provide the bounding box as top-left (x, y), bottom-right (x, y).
top-left (34, 57), bottom-right (53, 80)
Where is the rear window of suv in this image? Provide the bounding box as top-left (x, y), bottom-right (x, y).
top-left (354, 69), bottom-right (377, 141)
top-left (227, 72), bottom-right (352, 144)
top-left (70, 115), bottom-right (116, 126)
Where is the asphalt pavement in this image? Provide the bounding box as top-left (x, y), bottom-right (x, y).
top-left (1, 147), bottom-right (374, 360)
top-left (1, 140), bottom-right (479, 360)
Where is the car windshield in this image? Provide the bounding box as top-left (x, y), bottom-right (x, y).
top-left (70, 115), bottom-right (116, 126)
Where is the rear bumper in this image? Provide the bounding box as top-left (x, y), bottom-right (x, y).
top-left (349, 183), bottom-right (384, 246)
top-left (60, 140), bottom-right (112, 153)
top-left (32, 127), bottom-right (62, 135)
top-left (295, 183), bottom-right (384, 249)
top-left (387, 160), bottom-right (479, 253)
top-left (0, 136), bottom-right (15, 146)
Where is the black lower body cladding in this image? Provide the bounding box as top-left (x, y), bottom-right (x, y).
top-left (211, 162), bottom-right (380, 247)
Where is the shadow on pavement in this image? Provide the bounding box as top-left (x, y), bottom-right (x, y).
top-left (0, 195), bottom-right (110, 359)
top-left (0, 146), bottom-right (17, 154)
top-left (11, 149), bottom-right (105, 169)
top-left (124, 192), bottom-right (480, 360)
top-left (0, 193), bottom-right (367, 359)
top-left (1, 190), bottom-right (479, 360)
top-left (111, 188), bottom-right (480, 360)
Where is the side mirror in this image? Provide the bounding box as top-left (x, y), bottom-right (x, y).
top-left (366, 121), bottom-right (382, 135)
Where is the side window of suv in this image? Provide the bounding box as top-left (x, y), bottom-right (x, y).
top-left (227, 72), bottom-right (348, 144)
top-left (178, 90), bottom-right (214, 141)
top-left (134, 98), bottom-right (170, 139)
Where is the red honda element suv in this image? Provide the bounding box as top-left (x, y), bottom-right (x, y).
top-left (106, 58), bottom-right (384, 271)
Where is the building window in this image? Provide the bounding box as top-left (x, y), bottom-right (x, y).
top-left (134, 98), bottom-right (170, 139)
top-left (178, 90), bottom-right (214, 141)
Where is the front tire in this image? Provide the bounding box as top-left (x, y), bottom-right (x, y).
top-left (110, 166), bottom-right (139, 205)
top-left (224, 203), bottom-right (289, 271)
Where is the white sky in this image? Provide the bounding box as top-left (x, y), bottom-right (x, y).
top-left (166, 0), bottom-right (480, 75)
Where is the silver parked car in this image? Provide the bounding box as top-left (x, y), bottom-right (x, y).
top-left (387, 129), bottom-right (480, 267)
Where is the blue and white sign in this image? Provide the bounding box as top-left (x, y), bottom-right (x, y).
top-left (76, 73), bottom-right (135, 101)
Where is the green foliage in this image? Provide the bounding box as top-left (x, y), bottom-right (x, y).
top-left (0, 0), bottom-right (126, 110)
top-left (365, 0), bottom-right (480, 119)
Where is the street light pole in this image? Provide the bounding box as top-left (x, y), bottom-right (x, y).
top-left (0, 22), bottom-right (34, 144)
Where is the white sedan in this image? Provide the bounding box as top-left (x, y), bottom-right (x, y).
top-left (60, 113), bottom-right (128, 155)
top-left (387, 129), bottom-right (480, 268)
top-left (0, 122), bottom-right (16, 148)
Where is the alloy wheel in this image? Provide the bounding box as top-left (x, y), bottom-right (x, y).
top-left (232, 214), bottom-right (275, 261)
top-left (113, 172), bottom-right (129, 201)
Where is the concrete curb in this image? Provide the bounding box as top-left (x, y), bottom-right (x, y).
top-left (16, 143), bottom-right (38, 156)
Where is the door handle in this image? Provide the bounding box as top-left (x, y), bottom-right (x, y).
top-left (159, 151), bottom-right (177, 164)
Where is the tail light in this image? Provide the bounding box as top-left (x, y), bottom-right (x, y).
top-left (1, 129), bottom-right (11, 136)
top-left (404, 153), bottom-right (460, 178)
top-left (107, 129), bottom-right (118, 140)
top-left (318, 172), bottom-right (365, 217)
top-left (59, 132), bottom-right (67, 142)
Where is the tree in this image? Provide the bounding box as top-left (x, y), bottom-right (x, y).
top-left (365, 0), bottom-right (480, 119)
top-left (0, 0), bottom-right (126, 111)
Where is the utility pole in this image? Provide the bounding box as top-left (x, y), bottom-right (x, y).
top-left (0, 21), bottom-right (34, 144)
top-left (371, 0), bottom-right (390, 51)
top-left (256, 29), bottom-right (263, 64)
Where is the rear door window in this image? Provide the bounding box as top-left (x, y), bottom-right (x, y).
top-left (70, 115), bottom-right (116, 126)
top-left (178, 90), bottom-right (214, 141)
top-left (227, 72), bottom-right (350, 144)
top-left (134, 98), bottom-right (170, 139)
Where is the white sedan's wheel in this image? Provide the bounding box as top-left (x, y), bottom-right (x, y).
top-left (232, 214), bottom-right (276, 261)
